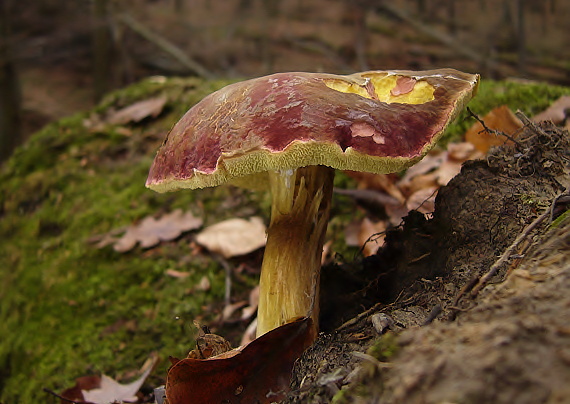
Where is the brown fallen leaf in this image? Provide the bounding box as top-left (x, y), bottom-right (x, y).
top-left (397, 149), bottom-right (446, 193)
top-left (532, 95), bottom-right (570, 125)
top-left (194, 217), bottom-right (267, 258)
top-left (240, 317), bottom-right (258, 346)
top-left (107, 96), bottom-right (168, 125)
top-left (406, 186), bottom-right (438, 213)
top-left (464, 105), bottom-right (523, 153)
top-left (221, 300), bottom-right (248, 322)
top-left (60, 355), bottom-right (158, 404)
top-left (446, 141), bottom-right (479, 161)
top-left (166, 317), bottom-right (315, 404)
top-left (358, 217), bottom-right (387, 257)
top-left (241, 285), bottom-right (260, 320)
top-left (112, 209), bottom-right (203, 252)
top-left (344, 171), bottom-right (406, 203)
top-left (435, 159), bottom-right (463, 186)
top-left (166, 269), bottom-right (191, 278)
top-left (187, 322), bottom-right (233, 359)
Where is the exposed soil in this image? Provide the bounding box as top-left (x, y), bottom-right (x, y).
top-left (285, 121), bottom-right (570, 403)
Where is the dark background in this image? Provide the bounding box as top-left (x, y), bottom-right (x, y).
top-left (1, 0), bottom-right (568, 162)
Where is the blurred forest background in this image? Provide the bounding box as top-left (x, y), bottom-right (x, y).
top-left (0, 0), bottom-right (568, 163)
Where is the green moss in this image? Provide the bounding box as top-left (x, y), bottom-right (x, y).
top-left (0, 76), bottom-right (242, 402)
top-left (0, 76), bottom-right (566, 402)
top-left (549, 209), bottom-right (570, 229)
top-left (367, 332), bottom-right (400, 361)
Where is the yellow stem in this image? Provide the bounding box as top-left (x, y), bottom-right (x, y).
top-left (256, 165), bottom-right (334, 337)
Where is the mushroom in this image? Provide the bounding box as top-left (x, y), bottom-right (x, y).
top-left (146, 69), bottom-right (479, 337)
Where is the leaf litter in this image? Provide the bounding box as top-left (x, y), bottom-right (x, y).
top-left (86, 99), bottom-right (568, 403)
top-left (59, 354), bottom-right (158, 404)
top-left (338, 99), bottom-right (564, 256)
top-left (194, 216), bottom-right (267, 258)
top-left (94, 209), bottom-right (203, 252)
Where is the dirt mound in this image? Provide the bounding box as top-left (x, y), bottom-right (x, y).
top-left (286, 121), bottom-right (570, 403)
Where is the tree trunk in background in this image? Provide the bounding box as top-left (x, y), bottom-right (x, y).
top-left (92, 0), bottom-right (112, 102)
top-left (447, 0), bottom-right (456, 34)
top-left (0, 0), bottom-right (21, 163)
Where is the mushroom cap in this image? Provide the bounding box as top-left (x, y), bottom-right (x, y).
top-left (147, 69), bottom-right (478, 192)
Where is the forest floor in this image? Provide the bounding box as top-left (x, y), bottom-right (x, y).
top-left (285, 121), bottom-right (570, 403)
top-left (0, 74), bottom-right (568, 402)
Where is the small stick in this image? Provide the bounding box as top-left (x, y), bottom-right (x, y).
top-left (212, 253), bottom-right (232, 306)
top-left (43, 388), bottom-right (86, 404)
top-left (470, 210), bottom-right (548, 298)
top-left (336, 289), bottom-right (412, 332)
top-left (467, 107), bottom-right (524, 150)
top-left (422, 304), bottom-right (442, 326)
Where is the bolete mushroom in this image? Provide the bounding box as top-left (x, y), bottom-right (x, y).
top-left (146, 69), bottom-right (479, 337)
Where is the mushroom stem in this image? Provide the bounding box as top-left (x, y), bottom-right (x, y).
top-left (257, 165), bottom-right (335, 337)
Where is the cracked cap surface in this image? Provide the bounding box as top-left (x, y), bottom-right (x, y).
top-left (147, 69), bottom-right (479, 192)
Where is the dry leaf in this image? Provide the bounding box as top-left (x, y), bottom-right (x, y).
top-left (447, 141), bottom-right (478, 161)
top-left (532, 95), bottom-right (570, 125)
top-left (240, 317), bottom-right (258, 346)
top-left (464, 105), bottom-right (523, 153)
top-left (358, 218), bottom-right (387, 257)
top-left (406, 186), bottom-right (438, 213)
top-left (166, 269), bottom-right (191, 278)
top-left (241, 285), bottom-right (260, 320)
top-left (196, 275), bottom-right (211, 291)
top-left (187, 323), bottom-right (233, 359)
top-left (221, 301), bottom-right (248, 321)
top-left (344, 220), bottom-right (363, 247)
top-left (195, 217), bottom-right (267, 258)
top-left (166, 317), bottom-right (315, 404)
top-left (112, 209), bottom-right (203, 252)
top-left (60, 375), bottom-right (100, 403)
top-left (398, 150), bottom-right (446, 192)
top-left (435, 160), bottom-right (463, 186)
top-left (61, 355), bottom-right (157, 404)
top-left (345, 171), bottom-right (406, 203)
top-left (106, 96), bottom-right (168, 125)
top-left (82, 356), bottom-right (157, 404)
top-left (401, 172), bottom-right (439, 196)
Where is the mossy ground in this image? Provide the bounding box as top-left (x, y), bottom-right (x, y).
top-left (0, 76), bottom-right (567, 402)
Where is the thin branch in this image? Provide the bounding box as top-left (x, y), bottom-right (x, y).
top-left (467, 107), bottom-right (525, 150)
top-left (117, 13), bottom-right (215, 79)
top-left (469, 209), bottom-right (549, 298)
top-left (43, 388), bottom-right (88, 404)
top-left (377, 3), bottom-right (499, 72)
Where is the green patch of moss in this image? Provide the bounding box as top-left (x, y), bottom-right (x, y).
top-left (0, 76), bottom-right (566, 402)
top-left (0, 76), bottom-right (245, 402)
top-left (367, 332), bottom-right (400, 362)
top-left (549, 209), bottom-right (570, 229)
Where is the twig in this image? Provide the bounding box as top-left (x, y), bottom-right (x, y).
top-left (470, 209), bottom-right (549, 298)
top-left (336, 289), bottom-right (413, 332)
top-left (421, 304), bottom-right (442, 326)
top-left (117, 13), bottom-right (215, 79)
top-left (467, 107), bottom-right (525, 151)
top-left (355, 230), bottom-right (388, 260)
top-left (352, 351), bottom-right (392, 368)
top-left (43, 388), bottom-right (87, 404)
top-left (515, 111), bottom-right (551, 138)
top-left (377, 3), bottom-right (499, 72)
top-left (212, 253), bottom-right (232, 306)
top-left (336, 301), bottom-right (384, 332)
